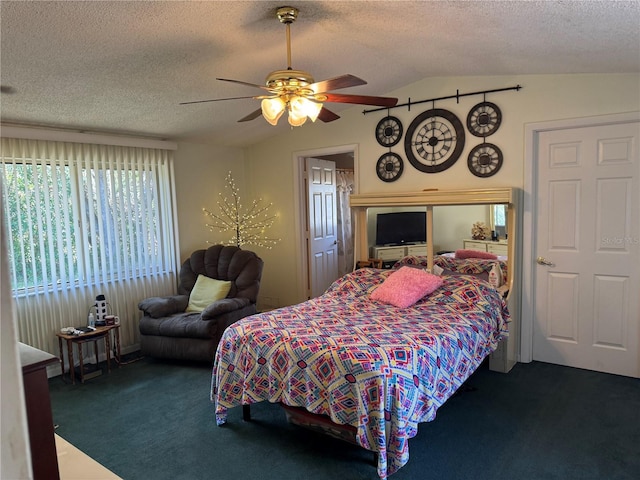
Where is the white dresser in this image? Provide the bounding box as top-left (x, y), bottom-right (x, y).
top-left (462, 239), bottom-right (508, 256)
top-left (370, 244), bottom-right (428, 267)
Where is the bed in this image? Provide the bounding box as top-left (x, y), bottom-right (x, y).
top-left (211, 265), bottom-right (510, 478)
top-left (211, 187), bottom-right (517, 478)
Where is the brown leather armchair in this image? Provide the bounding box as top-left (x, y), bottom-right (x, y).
top-left (138, 245), bottom-right (263, 362)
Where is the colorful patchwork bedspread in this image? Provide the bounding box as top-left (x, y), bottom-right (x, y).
top-left (211, 268), bottom-right (509, 479)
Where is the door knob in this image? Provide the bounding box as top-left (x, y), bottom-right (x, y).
top-left (537, 256), bottom-right (555, 267)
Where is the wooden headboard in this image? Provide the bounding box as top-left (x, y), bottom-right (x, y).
top-left (349, 187), bottom-right (517, 298)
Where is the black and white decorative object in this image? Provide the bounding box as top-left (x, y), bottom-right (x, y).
top-left (404, 108), bottom-right (465, 173)
top-left (466, 101), bottom-right (502, 137)
top-left (376, 152), bottom-right (404, 182)
top-left (467, 143), bottom-right (503, 177)
top-left (375, 116), bottom-right (403, 147)
top-left (94, 294), bottom-right (108, 326)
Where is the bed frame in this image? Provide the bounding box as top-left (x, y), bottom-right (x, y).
top-left (349, 187), bottom-right (519, 373)
top-left (236, 188), bottom-right (519, 475)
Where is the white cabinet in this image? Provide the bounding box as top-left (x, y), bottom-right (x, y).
top-left (370, 244), bottom-right (428, 267)
top-left (462, 240), bottom-right (487, 251)
top-left (370, 246), bottom-right (407, 262)
top-left (463, 239), bottom-right (508, 256)
top-left (487, 243), bottom-right (508, 255)
top-left (406, 244), bottom-right (428, 256)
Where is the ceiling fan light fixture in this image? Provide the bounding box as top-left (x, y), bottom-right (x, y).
top-left (262, 94), bottom-right (322, 127)
top-left (290, 96), bottom-right (323, 123)
top-left (287, 109), bottom-right (308, 127)
top-left (261, 97), bottom-right (286, 125)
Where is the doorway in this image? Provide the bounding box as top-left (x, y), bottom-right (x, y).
top-left (293, 145), bottom-right (357, 300)
top-left (522, 112), bottom-right (639, 377)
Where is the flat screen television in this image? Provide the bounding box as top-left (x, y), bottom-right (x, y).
top-left (375, 211), bottom-right (426, 246)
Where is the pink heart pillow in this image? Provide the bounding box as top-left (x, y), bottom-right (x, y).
top-left (371, 266), bottom-right (443, 308)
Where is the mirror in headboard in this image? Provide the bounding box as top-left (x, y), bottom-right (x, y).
top-left (432, 204), bottom-right (498, 253)
top-left (367, 204), bottom-right (508, 256)
top-left (350, 188), bottom-right (516, 294)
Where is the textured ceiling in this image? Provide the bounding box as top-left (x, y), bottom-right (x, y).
top-left (1, 1), bottom-right (639, 147)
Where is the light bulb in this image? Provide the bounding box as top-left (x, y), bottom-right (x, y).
top-left (261, 97), bottom-right (286, 125)
top-left (289, 96), bottom-right (323, 124)
top-left (305, 99), bottom-right (323, 122)
top-left (288, 111), bottom-right (307, 127)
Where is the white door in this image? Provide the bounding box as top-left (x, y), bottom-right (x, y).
top-left (533, 121), bottom-right (640, 377)
top-left (306, 158), bottom-right (338, 298)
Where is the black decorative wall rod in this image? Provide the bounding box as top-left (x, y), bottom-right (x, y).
top-left (362, 84), bottom-right (522, 115)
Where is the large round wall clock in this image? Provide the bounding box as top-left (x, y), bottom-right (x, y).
top-left (404, 108), bottom-right (465, 173)
top-left (467, 143), bottom-right (503, 177)
top-left (375, 116), bottom-right (403, 147)
top-left (467, 101), bottom-right (502, 137)
top-left (376, 152), bottom-right (404, 182)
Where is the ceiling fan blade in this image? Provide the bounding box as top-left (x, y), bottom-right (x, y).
top-left (238, 108), bottom-right (263, 122)
top-left (323, 92), bottom-right (398, 107)
top-left (216, 78), bottom-right (271, 91)
top-left (309, 74), bottom-right (367, 94)
top-left (180, 96), bottom-right (257, 105)
top-left (317, 107), bottom-right (340, 123)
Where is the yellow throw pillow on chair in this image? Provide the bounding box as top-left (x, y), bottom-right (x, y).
top-left (186, 275), bottom-right (232, 312)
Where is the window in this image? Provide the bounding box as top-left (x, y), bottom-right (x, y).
top-left (1, 136), bottom-right (178, 353)
top-left (1, 138), bottom-right (175, 295)
top-left (491, 204), bottom-right (507, 238)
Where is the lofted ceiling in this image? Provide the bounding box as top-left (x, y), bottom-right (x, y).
top-left (1, 0), bottom-right (639, 148)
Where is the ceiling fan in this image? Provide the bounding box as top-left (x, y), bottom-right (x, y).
top-left (180, 6), bottom-right (398, 127)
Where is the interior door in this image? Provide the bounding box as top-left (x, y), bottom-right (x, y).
top-left (533, 121), bottom-right (639, 377)
top-left (306, 158), bottom-right (338, 298)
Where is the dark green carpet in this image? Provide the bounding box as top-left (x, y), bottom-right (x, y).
top-left (49, 357), bottom-right (640, 480)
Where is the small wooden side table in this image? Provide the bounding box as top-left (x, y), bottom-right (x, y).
top-left (56, 324), bottom-right (121, 384)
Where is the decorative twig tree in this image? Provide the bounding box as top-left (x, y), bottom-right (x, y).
top-left (203, 172), bottom-right (280, 249)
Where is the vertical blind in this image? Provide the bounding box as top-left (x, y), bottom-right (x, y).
top-left (0, 137), bottom-right (179, 356)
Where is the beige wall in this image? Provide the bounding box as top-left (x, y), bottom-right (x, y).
top-left (174, 142), bottom-right (246, 262)
top-left (174, 73), bottom-right (639, 309)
